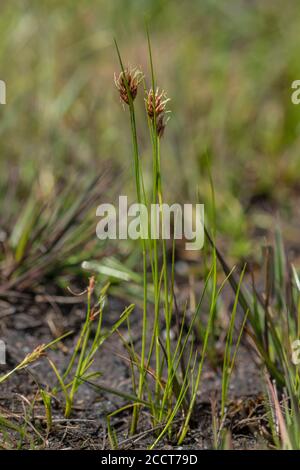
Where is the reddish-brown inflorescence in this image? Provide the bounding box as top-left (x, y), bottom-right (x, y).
top-left (145, 88), bottom-right (170, 137)
top-left (114, 67), bottom-right (143, 105)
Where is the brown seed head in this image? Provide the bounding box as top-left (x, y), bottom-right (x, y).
top-left (88, 276), bottom-right (95, 295)
top-left (145, 88), bottom-right (170, 137)
top-left (145, 88), bottom-right (169, 120)
top-left (114, 67), bottom-right (143, 105)
top-left (22, 344), bottom-right (46, 367)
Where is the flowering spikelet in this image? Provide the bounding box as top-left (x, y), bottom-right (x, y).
top-left (145, 88), bottom-right (170, 137)
top-left (114, 67), bottom-right (143, 105)
top-left (145, 88), bottom-right (169, 119)
top-left (21, 344), bottom-right (46, 368)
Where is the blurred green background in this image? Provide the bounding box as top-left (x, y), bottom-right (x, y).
top-left (1, 0), bottom-right (300, 261)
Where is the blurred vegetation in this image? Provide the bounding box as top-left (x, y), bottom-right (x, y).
top-left (0, 0), bottom-right (300, 260)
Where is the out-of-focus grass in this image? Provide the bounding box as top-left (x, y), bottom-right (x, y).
top-left (0, 0), bottom-right (300, 258)
top-left (2, 2), bottom-right (300, 448)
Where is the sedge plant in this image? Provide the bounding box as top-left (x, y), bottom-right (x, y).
top-left (112, 32), bottom-right (253, 448)
top-left (114, 33), bottom-right (192, 438)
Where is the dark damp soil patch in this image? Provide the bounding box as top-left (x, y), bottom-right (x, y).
top-left (0, 287), bottom-right (266, 450)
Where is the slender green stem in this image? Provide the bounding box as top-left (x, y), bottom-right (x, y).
top-left (178, 249), bottom-right (217, 444)
top-left (114, 40), bottom-right (148, 434)
top-left (128, 102), bottom-right (148, 435)
top-left (145, 28), bottom-right (163, 420)
top-left (157, 139), bottom-right (171, 366)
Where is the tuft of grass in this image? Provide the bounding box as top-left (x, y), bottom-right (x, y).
top-left (48, 277), bottom-right (134, 418)
top-left (0, 171), bottom-right (112, 294)
top-left (208, 225), bottom-right (300, 449)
